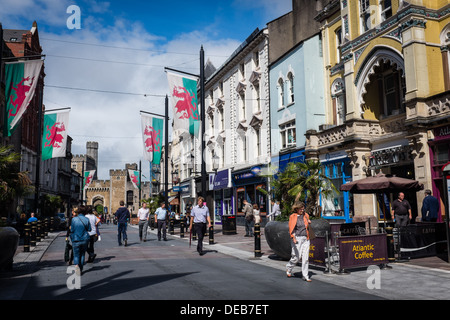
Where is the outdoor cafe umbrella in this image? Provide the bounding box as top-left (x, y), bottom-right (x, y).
top-left (339, 173), bottom-right (424, 194)
top-left (340, 173), bottom-right (424, 224)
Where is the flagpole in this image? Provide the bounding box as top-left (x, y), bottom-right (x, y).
top-left (164, 67), bottom-right (200, 79)
top-left (82, 160), bottom-right (85, 205)
top-left (200, 46), bottom-right (206, 199)
top-left (139, 160), bottom-right (142, 206)
top-left (164, 95), bottom-right (169, 210)
top-left (34, 80), bottom-right (44, 215)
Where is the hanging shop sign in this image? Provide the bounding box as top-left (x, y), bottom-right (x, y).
top-left (213, 169), bottom-right (230, 190)
top-left (338, 234), bottom-right (388, 270)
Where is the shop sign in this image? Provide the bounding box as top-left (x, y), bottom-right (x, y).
top-left (369, 145), bottom-right (411, 167)
top-left (233, 166), bottom-right (262, 181)
top-left (434, 124), bottom-right (450, 140)
top-left (213, 169), bottom-right (229, 190)
top-left (174, 184), bottom-right (190, 193)
top-left (309, 237), bottom-right (326, 267)
top-left (338, 234), bottom-right (388, 269)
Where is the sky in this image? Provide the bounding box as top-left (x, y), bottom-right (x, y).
top-left (0, 0), bottom-right (292, 180)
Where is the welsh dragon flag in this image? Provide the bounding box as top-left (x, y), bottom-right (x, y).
top-left (84, 170), bottom-right (96, 189)
top-left (166, 70), bottom-right (200, 136)
top-left (4, 60), bottom-right (43, 136)
top-left (128, 170), bottom-right (140, 189)
top-left (41, 110), bottom-right (70, 161)
top-left (141, 113), bottom-right (163, 164)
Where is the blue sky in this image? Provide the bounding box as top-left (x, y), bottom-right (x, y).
top-left (1, 0), bottom-right (292, 180)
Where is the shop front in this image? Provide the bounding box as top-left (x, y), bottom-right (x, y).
top-left (369, 140), bottom-right (418, 221)
top-left (233, 166), bottom-right (269, 226)
top-left (320, 152), bottom-right (353, 223)
top-left (428, 124), bottom-right (450, 222)
top-left (212, 169), bottom-right (233, 226)
top-left (176, 180), bottom-right (194, 216)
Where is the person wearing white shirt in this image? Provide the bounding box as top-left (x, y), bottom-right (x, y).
top-left (189, 196), bottom-right (211, 255)
top-left (85, 206), bottom-right (100, 263)
top-left (268, 200), bottom-right (281, 221)
top-left (138, 202), bottom-right (150, 242)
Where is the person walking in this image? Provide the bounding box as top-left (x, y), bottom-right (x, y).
top-left (421, 189), bottom-right (439, 222)
top-left (70, 205), bottom-right (91, 275)
top-left (27, 212), bottom-right (38, 223)
top-left (115, 201), bottom-right (130, 246)
top-left (155, 202), bottom-right (168, 241)
top-left (138, 202), bottom-right (150, 242)
top-left (189, 196), bottom-right (211, 256)
top-left (243, 199), bottom-right (254, 237)
top-left (85, 205), bottom-right (100, 263)
top-left (268, 200), bottom-right (281, 221)
top-left (286, 201), bottom-right (312, 282)
top-left (391, 192), bottom-right (412, 227)
top-left (253, 204), bottom-right (261, 225)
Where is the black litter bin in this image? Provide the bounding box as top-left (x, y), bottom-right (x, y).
top-left (222, 215), bottom-right (237, 235)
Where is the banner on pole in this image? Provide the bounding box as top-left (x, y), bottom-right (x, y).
top-left (166, 70), bottom-right (200, 137)
top-left (42, 110), bottom-right (70, 161)
top-left (141, 113), bottom-right (163, 164)
top-left (84, 170), bottom-right (96, 189)
top-left (128, 169), bottom-right (140, 189)
top-left (4, 60), bottom-right (43, 136)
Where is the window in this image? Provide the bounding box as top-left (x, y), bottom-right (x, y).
top-left (360, 0), bottom-right (371, 33)
top-left (239, 63), bottom-right (245, 80)
top-left (253, 51), bottom-right (260, 69)
top-left (380, 0), bottom-right (392, 21)
top-left (277, 78), bottom-right (285, 109)
top-left (331, 79), bottom-right (346, 125)
top-left (287, 73), bottom-right (294, 104)
top-left (382, 70), bottom-right (405, 116)
top-left (255, 128), bottom-right (261, 157)
top-left (335, 28), bottom-right (342, 63)
top-left (239, 91), bottom-right (246, 120)
top-left (241, 135), bottom-right (247, 162)
top-left (280, 120), bottom-right (296, 149)
top-left (253, 82), bottom-right (261, 112)
top-left (219, 108), bottom-right (224, 131)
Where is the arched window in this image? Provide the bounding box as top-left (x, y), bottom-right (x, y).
top-left (440, 24), bottom-right (450, 91)
top-left (331, 78), bottom-right (346, 125)
top-left (277, 78), bottom-right (285, 108)
top-left (287, 72), bottom-right (294, 104)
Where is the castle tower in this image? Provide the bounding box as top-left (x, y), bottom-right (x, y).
top-left (86, 141), bottom-right (99, 179)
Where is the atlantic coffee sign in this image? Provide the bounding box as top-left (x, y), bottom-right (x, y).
top-left (338, 234), bottom-right (388, 269)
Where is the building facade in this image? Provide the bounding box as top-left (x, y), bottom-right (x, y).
top-left (308, 0), bottom-right (450, 222)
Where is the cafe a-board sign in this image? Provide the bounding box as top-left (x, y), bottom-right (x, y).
top-left (338, 234), bottom-right (388, 269)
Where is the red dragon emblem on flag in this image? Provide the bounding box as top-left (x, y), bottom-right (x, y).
top-left (172, 86), bottom-right (199, 120)
top-left (131, 173), bottom-right (138, 185)
top-left (9, 76), bottom-right (34, 117)
top-left (44, 122), bottom-right (66, 148)
top-left (85, 175), bottom-right (92, 185)
top-left (143, 125), bottom-right (161, 152)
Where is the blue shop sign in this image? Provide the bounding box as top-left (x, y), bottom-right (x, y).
top-left (213, 169), bottom-right (229, 190)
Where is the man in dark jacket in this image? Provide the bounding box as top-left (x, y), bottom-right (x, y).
top-left (115, 201), bottom-right (130, 246)
top-left (421, 189), bottom-right (439, 222)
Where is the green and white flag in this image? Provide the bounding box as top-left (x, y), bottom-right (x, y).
top-left (84, 170), bottom-right (96, 189)
top-left (128, 169), bottom-right (140, 189)
top-left (41, 110), bottom-right (70, 161)
top-left (166, 70), bottom-right (200, 136)
top-left (141, 113), bottom-right (163, 164)
top-left (4, 60), bottom-right (43, 136)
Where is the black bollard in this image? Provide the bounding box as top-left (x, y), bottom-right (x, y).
top-left (209, 225), bottom-right (214, 245)
top-left (170, 217), bottom-right (175, 235)
top-left (24, 223), bottom-right (31, 252)
top-left (50, 217), bottom-right (54, 232)
top-left (36, 221), bottom-right (41, 242)
top-left (180, 219), bottom-right (185, 238)
top-left (31, 222), bottom-right (37, 247)
top-left (386, 226), bottom-right (395, 262)
top-left (44, 218), bottom-right (49, 237)
top-left (254, 223), bottom-right (262, 258)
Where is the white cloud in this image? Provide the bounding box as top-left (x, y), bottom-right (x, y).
top-left (38, 16), bottom-right (241, 180)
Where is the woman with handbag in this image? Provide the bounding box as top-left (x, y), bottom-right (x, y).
top-left (70, 205), bottom-right (91, 275)
top-left (286, 201), bottom-right (312, 282)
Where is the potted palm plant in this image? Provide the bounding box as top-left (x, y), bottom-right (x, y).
top-left (264, 160), bottom-right (337, 260)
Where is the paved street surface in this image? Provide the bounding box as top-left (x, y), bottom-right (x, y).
top-left (2, 221), bottom-right (450, 309)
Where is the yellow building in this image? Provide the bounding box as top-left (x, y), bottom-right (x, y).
top-left (307, 0), bottom-right (450, 222)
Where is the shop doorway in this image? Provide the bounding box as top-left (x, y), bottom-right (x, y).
top-left (387, 164), bottom-right (419, 222)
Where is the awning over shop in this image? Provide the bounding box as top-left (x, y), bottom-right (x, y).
top-left (169, 196), bottom-right (179, 205)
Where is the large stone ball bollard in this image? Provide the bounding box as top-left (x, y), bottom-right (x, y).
top-left (0, 227), bottom-right (20, 271)
top-left (264, 218), bottom-right (331, 261)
